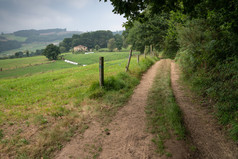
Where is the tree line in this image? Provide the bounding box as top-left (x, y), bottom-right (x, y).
top-left (58, 30), bottom-right (124, 53)
top-left (0, 49), bottom-right (44, 60)
top-left (100, 0), bottom-right (238, 140)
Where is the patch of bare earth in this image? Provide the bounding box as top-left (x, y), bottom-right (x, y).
top-left (171, 61), bottom-right (238, 159)
top-left (56, 61), bottom-right (165, 159)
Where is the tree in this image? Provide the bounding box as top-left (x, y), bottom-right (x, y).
top-left (95, 45), bottom-right (100, 51)
top-left (114, 34), bottom-right (123, 51)
top-left (14, 51), bottom-right (23, 58)
top-left (42, 44), bottom-right (60, 60)
top-left (107, 38), bottom-right (116, 52)
top-left (26, 50), bottom-right (29, 57)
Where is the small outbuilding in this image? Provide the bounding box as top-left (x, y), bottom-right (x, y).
top-left (73, 45), bottom-right (88, 52)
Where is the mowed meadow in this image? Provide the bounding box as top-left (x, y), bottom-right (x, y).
top-left (0, 51), bottom-right (157, 158)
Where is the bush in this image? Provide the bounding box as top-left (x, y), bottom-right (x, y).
top-left (176, 18), bottom-right (238, 140)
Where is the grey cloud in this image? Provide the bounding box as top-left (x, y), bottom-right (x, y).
top-left (0, 0), bottom-right (125, 33)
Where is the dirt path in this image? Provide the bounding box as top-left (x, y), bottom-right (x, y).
top-left (97, 61), bottom-right (163, 159)
top-left (55, 60), bottom-right (238, 159)
top-left (171, 61), bottom-right (238, 159)
top-left (55, 61), bottom-right (163, 159)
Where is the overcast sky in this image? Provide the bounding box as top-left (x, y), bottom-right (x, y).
top-left (0, 0), bottom-right (126, 33)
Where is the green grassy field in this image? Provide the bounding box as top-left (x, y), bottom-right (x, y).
top-left (1, 34), bottom-right (27, 42)
top-left (64, 51), bottom-right (139, 65)
top-left (0, 53), bottom-right (157, 158)
top-left (0, 52), bottom-right (140, 78)
top-left (0, 56), bottom-right (48, 70)
top-left (0, 42), bottom-right (60, 57)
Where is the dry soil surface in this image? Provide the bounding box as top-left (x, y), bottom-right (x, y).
top-left (171, 61), bottom-right (238, 159)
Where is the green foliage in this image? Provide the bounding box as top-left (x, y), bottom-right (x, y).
top-left (95, 45), bottom-right (100, 51)
top-left (126, 21), bottom-right (146, 53)
top-left (42, 44), bottom-right (60, 60)
top-left (0, 40), bottom-right (21, 52)
top-left (125, 13), bottom-right (168, 54)
top-left (176, 18), bottom-right (238, 140)
top-left (107, 38), bottom-right (116, 52)
top-left (105, 0), bottom-right (238, 142)
top-left (14, 51), bottom-right (24, 58)
top-left (114, 34), bottom-right (123, 51)
top-left (0, 129), bottom-right (3, 139)
top-left (59, 30), bottom-right (114, 51)
top-left (88, 57), bottom-right (156, 108)
top-left (34, 115), bottom-right (48, 125)
top-left (163, 11), bottom-right (188, 59)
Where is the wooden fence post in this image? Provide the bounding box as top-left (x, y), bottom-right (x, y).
top-left (99, 57), bottom-right (104, 87)
top-left (125, 49), bottom-right (132, 72)
top-left (144, 46), bottom-right (146, 58)
top-left (137, 55), bottom-right (139, 64)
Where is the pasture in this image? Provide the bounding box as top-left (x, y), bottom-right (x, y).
top-left (0, 51), bottom-right (157, 158)
top-left (0, 51), bottom-right (139, 78)
top-left (0, 42), bottom-right (54, 57)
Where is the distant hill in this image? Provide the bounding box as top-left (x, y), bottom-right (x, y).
top-left (113, 30), bottom-right (124, 35)
top-left (13, 28), bottom-right (82, 43)
top-left (0, 29), bottom-right (124, 57)
top-left (0, 28), bottom-right (82, 54)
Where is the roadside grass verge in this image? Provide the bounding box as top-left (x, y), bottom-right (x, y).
top-left (146, 59), bottom-right (185, 155)
top-left (0, 55), bottom-right (157, 158)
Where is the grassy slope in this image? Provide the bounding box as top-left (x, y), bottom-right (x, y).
top-left (0, 56), bottom-right (48, 70)
top-left (0, 55), bottom-right (157, 158)
top-left (1, 34), bottom-right (27, 42)
top-left (0, 42), bottom-right (56, 57)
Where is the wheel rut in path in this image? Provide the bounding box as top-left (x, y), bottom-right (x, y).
top-left (171, 61), bottom-right (238, 159)
top-left (97, 61), bottom-right (163, 159)
top-left (55, 61), bottom-right (163, 159)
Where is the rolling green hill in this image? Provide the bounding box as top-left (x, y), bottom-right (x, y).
top-left (0, 29), bottom-right (82, 57)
